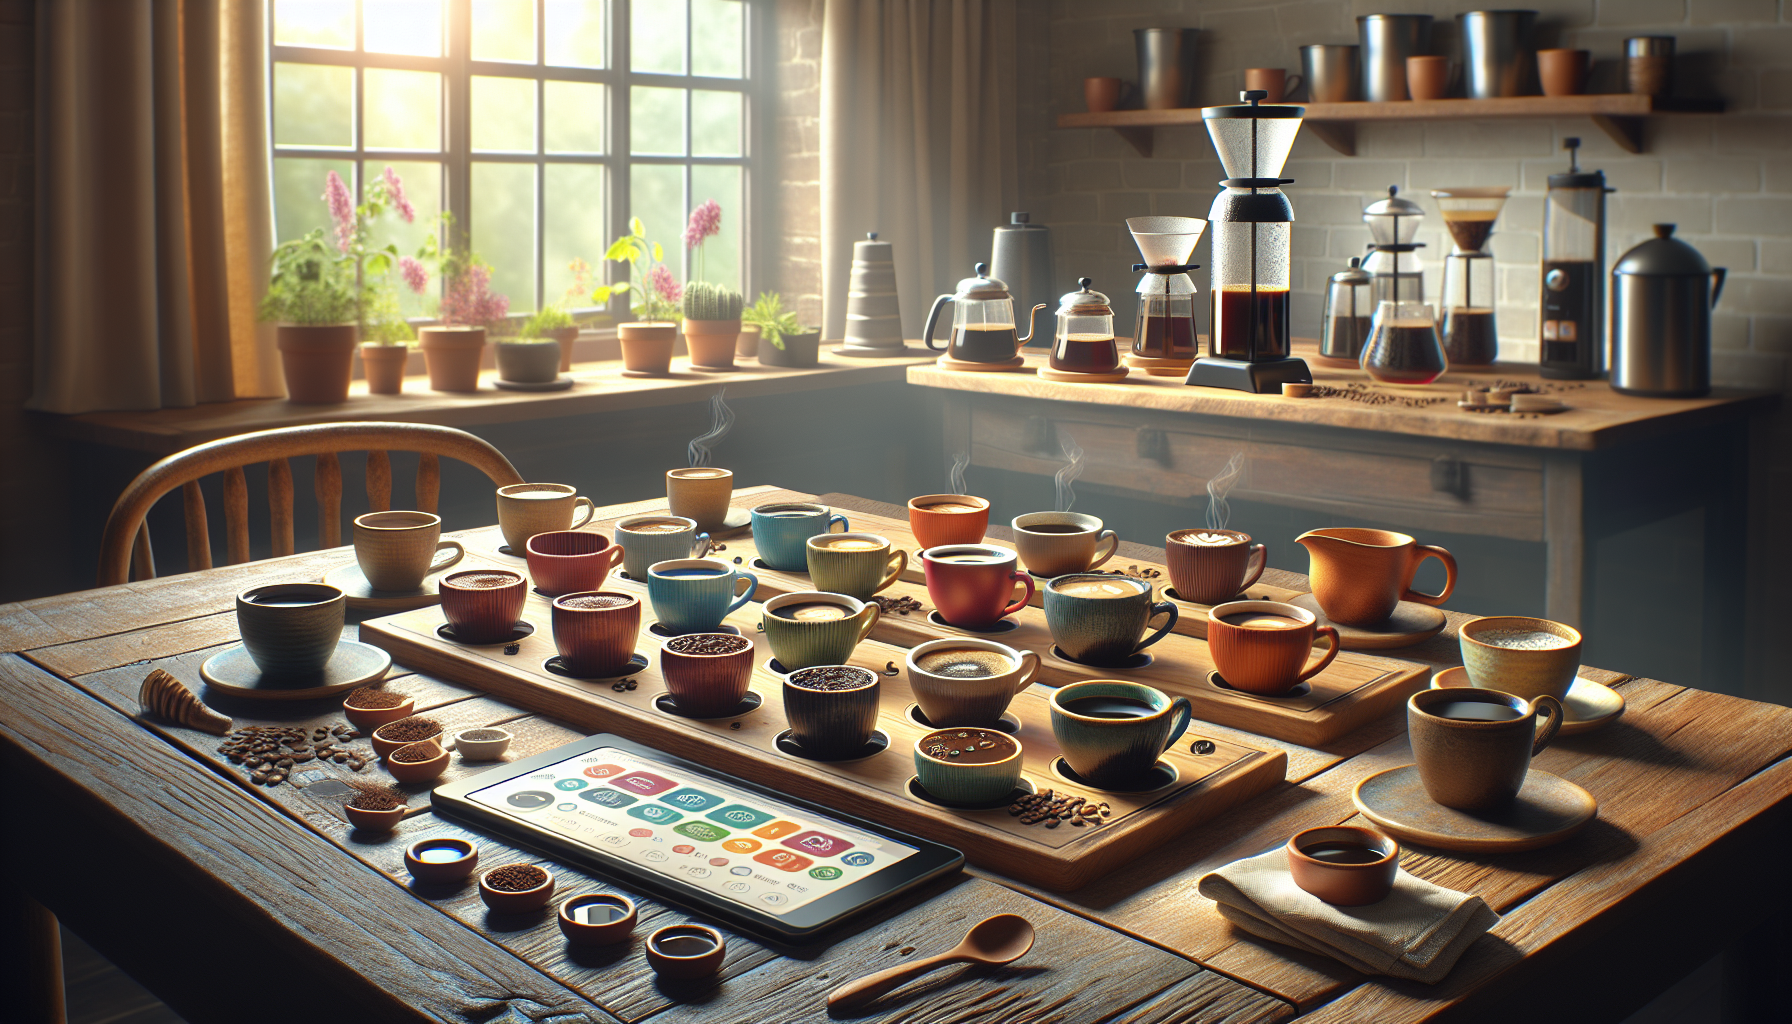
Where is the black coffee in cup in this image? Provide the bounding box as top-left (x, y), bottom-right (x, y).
top-left (1061, 695), bottom-right (1156, 719)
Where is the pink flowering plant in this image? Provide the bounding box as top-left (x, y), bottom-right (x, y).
top-left (591, 218), bottom-right (682, 323)
top-left (684, 199), bottom-right (722, 280)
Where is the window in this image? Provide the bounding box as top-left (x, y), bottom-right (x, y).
top-left (269, 0), bottom-right (752, 319)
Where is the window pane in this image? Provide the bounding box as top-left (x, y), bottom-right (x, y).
top-left (363, 0), bottom-right (442, 56)
top-left (472, 0), bottom-right (536, 63)
top-left (471, 163), bottom-right (537, 313)
top-left (366, 161), bottom-right (443, 317)
top-left (545, 82), bottom-right (604, 154)
top-left (545, 164), bottom-right (606, 309)
top-left (365, 69), bottom-right (441, 151)
top-left (631, 86), bottom-right (685, 155)
top-left (631, 0), bottom-right (685, 74)
top-left (691, 90), bottom-right (740, 157)
top-left (691, 0), bottom-right (742, 78)
top-left (630, 163), bottom-right (684, 280)
top-left (274, 63), bottom-right (354, 148)
top-left (545, 0), bottom-right (605, 68)
top-left (274, 0), bottom-right (352, 49)
top-left (689, 165), bottom-right (740, 288)
top-left (471, 76), bottom-right (537, 152)
top-left (273, 157), bottom-right (355, 244)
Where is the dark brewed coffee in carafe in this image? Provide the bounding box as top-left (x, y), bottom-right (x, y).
top-left (1051, 333), bottom-right (1121, 373)
top-left (1134, 313), bottom-right (1199, 360)
top-left (950, 323), bottom-right (1020, 363)
top-left (1210, 287), bottom-right (1291, 360)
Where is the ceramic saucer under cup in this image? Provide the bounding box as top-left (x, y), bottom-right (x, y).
top-left (200, 640), bottom-right (391, 700)
top-left (1430, 666), bottom-right (1623, 735)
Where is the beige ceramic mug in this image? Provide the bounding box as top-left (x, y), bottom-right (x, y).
top-left (666, 468), bottom-right (734, 531)
top-left (496, 483), bottom-right (594, 552)
top-left (353, 511), bottom-right (465, 592)
top-left (1011, 511), bottom-right (1119, 578)
top-left (905, 637), bottom-right (1040, 727)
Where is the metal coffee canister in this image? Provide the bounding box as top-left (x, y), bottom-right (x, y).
top-left (842, 232), bottom-right (906, 355)
top-left (990, 212), bottom-right (1054, 338)
top-left (1358, 14), bottom-right (1432, 102)
top-left (1458, 9), bottom-right (1538, 99)
top-left (1611, 224), bottom-right (1725, 398)
top-left (1135, 28), bottom-right (1199, 109)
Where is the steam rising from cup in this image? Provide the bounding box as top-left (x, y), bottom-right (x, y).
top-left (1206, 451), bottom-right (1245, 531)
top-left (1055, 433), bottom-right (1084, 513)
top-left (949, 452), bottom-right (970, 495)
top-left (688, 390), bottom-right (735, 468)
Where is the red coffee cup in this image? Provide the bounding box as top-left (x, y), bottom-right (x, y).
top-left (551, 591), bottom-right (642, 677)
top-left (440, 569), bottom-right (527, 644)
top-left (527, 530), bottom-right (623, 597)
top-left (922, 544), bottom-right (1034, 629)
top-left (659, 633), bottom-right (756, 718)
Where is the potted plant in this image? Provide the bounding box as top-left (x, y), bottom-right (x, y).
top-left (260, 230), bottom-right (359, 403)
top-left (358, 290), bottom-right (415, 395)
top-left (422, 234), bottom-right (508, 392)
top-left (593, 218), bottom-right (680, 376)
top-left (683, 282), bottom-right (744, 371)
top-left (745, 292), bottom-right (821, 369)
top-left (530, 257), bottom-right (595, 373)
top-left (500, 307), bottom-right (572, 384)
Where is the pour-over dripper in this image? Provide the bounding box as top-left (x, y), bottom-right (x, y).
top-left (1128, 216), bottom-right (1206, 267)
top-left (1203, 107), bottom-right (1302, 180)
top-left (1432, 187), bottom-right (1510, 253)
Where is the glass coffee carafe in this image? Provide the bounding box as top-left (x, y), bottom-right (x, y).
top-left (1433, 187), bottom-right (1510, 366)
top-left (1126, 216), bottom-right (1206, 375)
top-left (922, 262), bottom-right (1046, 365)
top-left (1361, 299), bottom-right (1448, 385)
top-left (1318, 257), bottom-right (1374, 365)
top-left (1363, 186), bottom-right (1426, 306)
top-left (1049, 278), bottom-right (1121, 375)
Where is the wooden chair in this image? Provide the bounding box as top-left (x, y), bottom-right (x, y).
top-left (98, 422), bottom-right (526, 586)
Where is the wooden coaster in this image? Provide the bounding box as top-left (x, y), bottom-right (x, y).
top-left (1036, 366), bottom-right (1129, 384)
top-left (935, 353), bottom-right (1027, 372)
top-left (200, 640), bottom-right (392, 701)
top-left (323, 562), bottom-right (448, 612)
top-left (1287, 593), bottom-right (1446, 650)
top-left (1353, 764), bottom-right (1596, 853)
top-left (1430, 666), bottom-right (1624, 736)
top-left (493, 376), bottom-right (574, 391)
top-left (1123, 353), bottom-right (1194, 376)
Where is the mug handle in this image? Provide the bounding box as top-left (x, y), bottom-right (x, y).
top-left (1241, 543), bottom-right (1267, 592)
top-left (1009, 650), bottom-right (1042, 696)
top-left (876, 550), bottom-right (909, 593)
top-left (428, 540), bottom-right (466, 575)
top-left (1001, 572), bottom-right (1036, 618)
top-left (1284, 73), bottom-right (1304, 98)
top-left (598, 545), bottom-right (625, 578)
top-left (1133, 601), bottom-right (1181, 653)
top-left (1528, 694), bottom-right (1564, 755)
top-left (1296, 625), bottom-right (1341, 682)
top-left (922, 294), bottom-right (954, 351)
top-left (570, 497), bottom-right (596, 530)
top-left (1159, 696), bottom-right (1194, 754)
top-left (690, 530), bottom-right (713, 558)
top-left (1403, 545), bottom-right (1457, 606)
top-left (1087, 530), bottom-right (1120, 571)
top-left (853, 602), bottom-right (882, 644)
top-left (727, 569), bottom-right (760, 616)
top-left (827, 513), bottom-right (850, 534)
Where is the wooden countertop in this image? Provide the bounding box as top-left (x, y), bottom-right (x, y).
top-left (907, 343), bottom-right (1777, 451)
top-left (52, 347), bottom-right (934, 456)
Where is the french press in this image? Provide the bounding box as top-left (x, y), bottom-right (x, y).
top-left (1318, 257), bottom-right (1373, 365)
top-left (922, 262), bottom-right (1046, 366)
top-left (1362, 186), bottom-right (1426, 306)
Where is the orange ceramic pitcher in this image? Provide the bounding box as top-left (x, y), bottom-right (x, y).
top-left (1295, 528), bottom-right (1457, 626)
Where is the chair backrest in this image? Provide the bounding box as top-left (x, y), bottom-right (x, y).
top-left (98, 422), bottom-right (526, 586)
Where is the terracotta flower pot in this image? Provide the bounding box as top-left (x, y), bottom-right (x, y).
top-left (544, 325), bottom-right (580, 372)
top-left (359, 343), bottom-right (409, 396)
top-left (684, 318), bottom-right (741, 370)
top-left (419, 326), bottom-right (487, 392)
top-left (618, 322), bottom-right (677, 375)
top-left (496, 339), bottom-right (563, 383)
top-left (277, 323), bottom-right (357, 404)
top-left (759, 329), bottom-right (821, 368)
top-left (736, 323), bottom-right (761, 360)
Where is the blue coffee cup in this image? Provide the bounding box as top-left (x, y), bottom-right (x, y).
top-left (616, 514), bottom-right (711, 579)
top-left (750, 502), bottom-right (848, 571)
top-left (646, 558), bottom-right (758, 634)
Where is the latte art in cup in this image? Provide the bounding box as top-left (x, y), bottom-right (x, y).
top-left (922, 502), bottom-right (983, 514)
top-left (818, 537), bottom-right (884, 551)
top-left (775, 601), bottom-right (852, 621)
top-left (1186, 531), bottom-right (1240, 546)
top-left (623, 519), bottom-right (688, 535)
top-left (915, 647), bottom-right (1015, 678)
top-left (1051, 577), bottom-right (1139, 599)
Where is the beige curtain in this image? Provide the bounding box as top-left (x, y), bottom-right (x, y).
top-left (30, 0), bottom-right (279, 415)
top-left (820, 0), bottom-right (1018, 341)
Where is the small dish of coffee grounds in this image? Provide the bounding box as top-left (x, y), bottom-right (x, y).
top-left (375, 717), bottom-right (442, 742)
top-left (788, 666), bottom-right (875, 691)
top-left (391, 739), bottom-right (445, 763)
top-left (665, 634), bottom-right (751, 656)
top-left (485, 863), bottom-right (548, 892)
top-left (345, 780), bottom-right (406, 810)
top-left (344, 687), bottom-right (410, 709)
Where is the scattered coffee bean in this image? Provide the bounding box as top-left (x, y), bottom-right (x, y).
top-left (870, 595), bottom-right (925, 616)
top-left (729, 722), bottom-right (741, 730)
top-left (484, 863), bottom-right (548, 892)
top-left (374, 716), bottom-right (442, 743)
top-left (1191, 739), bottom-right (1216, 756)
top-left (733, 556), bottom-right (743, 564)
top-left (1045, 818), bottom-right (1059, 828)
top-left (344, 687), bottom-right (411, 710)
top-left (503, 643), bottom-right (521, 656)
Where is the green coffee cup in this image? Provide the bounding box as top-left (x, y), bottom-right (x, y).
top-left (758, 591), bottom-right (879, 670)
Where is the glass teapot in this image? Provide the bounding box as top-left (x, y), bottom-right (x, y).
top-left (923, 262), bottom-right (1046, 365)
top-left (1050, 278), bottom-right (1121, 374)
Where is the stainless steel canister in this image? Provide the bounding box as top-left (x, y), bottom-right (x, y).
top-left (990, 212), bottom-right (1055, 334)
top-left (1301, 44), bottom-right (1360, 102)
top-left (1358, 14), bottom-right (1432, 102)
top-left (1610, 224), bottom-right (1725, 398)
top-left (1459, 10), bottom-right (1538, 99)
top-left (1135, 28), bottom-right (1199, 109)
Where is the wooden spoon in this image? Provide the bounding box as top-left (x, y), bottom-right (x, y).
top-left (825, 913), bottom-right (1036, 1012)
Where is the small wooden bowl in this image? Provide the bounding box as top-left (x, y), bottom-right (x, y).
top-left (453, 727), bottom-right (513, 761)
top-left (646, 924), bottom-right (726, 980)
top-left (405, 837), bottom-right (479, 883)
top-left (479, 864), bottom-right (556, 913)
top-left (372, 719), bottom-right (444, 758)
top-left (1286, 825), bottom-right (1399, 906)
top-left (386, 741), bottom-right (451, 783)
top-left (342, 693), bottom-right (416, 730)
top-left (558, 894), bottom-right (638, 945)
top-left (343, 803), bottom-right (406, 833)
top-left (1281, 382), bottom-right (1314, 398)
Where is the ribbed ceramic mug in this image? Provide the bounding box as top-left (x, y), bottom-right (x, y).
top-left (353, 511), bottom-right (465, 592)
top-left (1042, 574), bottom-right (1178, 665)
top-left (1165, 528), bottom-right (1266, 605)
top-left (496, 483), bottom-right (595, 553)
top-left (665, 468), bottom-right (734, 531)
top-left (1408, 688), bottom-right (1563, 810)
top-left (782, 665), bottom-right (880, 758)
top-left (922, 544), bottom-right (1034, 630)
top-left (1207, 600), bottom-right (1340, 695)
top-left (550, 591), bottom-right (641, 677)
top-left (439, 570), bottom-right (527, 644)
top-left (805, 532), bottom-right (906, 600)
top-left (659, 633), bottom-right (755, 718)
top-left (905, 637), bottom-right (1040, 727)
top-left (1011, 511), bottom-right (1119, 578)
top-left (646, 558), bottom-right (757, 635)
top-left (1458, 615), bottom-right (1582, 702)
top-left (236, 583), bottom-right (346, 676)
top-left (1050, 680), bottom-right (1191, 788)
top-left (616, 514), bottom-right (710, 579)
top-left (525, 530), bottom-right (623, 597)
top-left (912, 728), bottom-right (1024, 805)
top-left (750, 502), bottom-right (848, 571)
top-left (907, 494), bottom-right (991, 549)
top-left (758, 591), bottom-right (880, 670)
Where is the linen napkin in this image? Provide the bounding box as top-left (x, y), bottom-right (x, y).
top-left (1197, 848), bottom-right (1500, 984)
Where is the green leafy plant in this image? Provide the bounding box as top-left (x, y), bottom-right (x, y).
top-left (592, 218), bottom-right (682, 323)
top-left (259, 230), bottom-right (360, 326)
top-left (683, 281), bottom-right (744, 321)
top-left (741, 291), bottom-right (806, 350)
top-left (521, 306), bottom-right (575, 337)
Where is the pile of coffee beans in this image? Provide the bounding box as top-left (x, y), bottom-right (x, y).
top-left (344, 687), bottom-right (409, 710)
top-left (1009, 789), bottom-right (1111, 829)
top-left (609, 677), bottom-right (641, 693)
top-left (391, 739), bottom-right (444, 763)
top-left (1092, 565), bottom-right (1162, 581)
top-left (484, 864), bottom-right (548, 892)
top-left (789, 666), bottom-right (873, 691)
top-left (375, 716), bottom-right (442, 743)
top-left (870, 594), bottom-right (925, 616)
top-left (345, 780), bottom-right (405, 811)
top-left (1308, 382), bottom-right (1451, 408)
top-left (218, 723), bottom-right (369, 785)
top-left (666, 634), bottom-right (751, 656)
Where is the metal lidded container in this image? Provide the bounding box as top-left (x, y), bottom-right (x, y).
top-left (1320, 257), bottom-right (1374, 364)
top-left (1610, 224), bottom-right (1726, 398)
top-left (1358, 14), bottom-right (1432, 102)
top-left (1135, 28), bottom-right (1200, 110)
top-left (1458, 10), bottom-right (1539, 99)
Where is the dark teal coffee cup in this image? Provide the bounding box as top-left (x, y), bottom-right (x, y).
top-left (1049, 680), bottom-right (1191, 788)
top-left (750, 502), bottom-right (848, 571)
top-left (1042, 573), bottom-right (1178, 665)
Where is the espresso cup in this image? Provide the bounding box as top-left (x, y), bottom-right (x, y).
top-left (526, 530), bottom-right (623, 597)
top-left (905, 637), bottom-right (1040, 727)
top-left (496, 483), bottom-right (595, 553)
top-left (782, 665), bottom-right (880, 759)
top-left (1408, 688), bottom-right (1564, 811)
top-left (439, 569), bottom-right (528, 644)
top-left (1011, 511), bottom-right (1119, 578)
top-left (908, 494), bottom-right (990, 549)
top-left (759, 591), bottom-right (880, 670)
top-left (922, 544), bottom-right (1034, 630)
top-left (1207, 600), bottom-right (1341, 695)
top-left (665, 468), bottom-right (734, 531)
top-left (659, 632), bottom-right (755, 718)
top-left (551, 591), bottom-right (642, 677)
top-left (750, 502), bottom-right (849, 571)
top-left (1286, 826), bottom-right (1399, 907)
top-left (646, 558), bottom-right (757, 635)
top-left (1050, 680), bottom-right (1192, 788)
top-left (235, 583), bottom-right (346, 677)
top-left (913, 727), bottom-right (1024, 806)
top-left (1042, 574), bottom-right (1178, 665)
top-left (616, 514), bottom-right (710, 579)
top-left (1166, 528), bottom-right (1266, 605)
top-left (353, 511), bottom-right (465, 592)
top-left (806, 532), bottom-right (906, 600)
top-left (1458, 615), bottom-right (1582, 703)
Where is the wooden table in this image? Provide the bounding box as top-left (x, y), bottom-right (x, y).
top-left (3, 486), bottom-right (1788, 1024)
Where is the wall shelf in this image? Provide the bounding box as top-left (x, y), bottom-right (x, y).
top-left (1056, 94), bottom-right (1724, 157)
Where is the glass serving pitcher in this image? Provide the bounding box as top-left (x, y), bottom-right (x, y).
top-left (1050, 278), bottom-right (1120, 374)
top-left (923, 262), bottom-right (1046, 364)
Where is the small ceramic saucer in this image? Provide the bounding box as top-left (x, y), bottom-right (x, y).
top-left (1287, 593), bottom-right (1445, 650)
top-left (1352, 764), bottom-right (1597, 853)
top-left (200, 640), bottom-right (392, 700)
top-left (1050, 756), bottom-right (1177, 794)
top-left (773, 729), bottom-right (891, 762)
top-left (494, 376), bottom-right (574, 392)
top-left (652, 690), bottom-right (764, 720)
top-left (1430, 666), bottom-right (1624, 735)
top-left (1035, 366), bottom-right (1129, 384)
top-left (925, 610), bottom-right (1019, 635)
top-left (935, 353), bottom-right (1028, 372)
top-left (1048, 645), bottom-right (1153, 671)
top-left (323, 561), bottom-right (446, 612)
top-left (904, 704), bottom-right (1022, 736)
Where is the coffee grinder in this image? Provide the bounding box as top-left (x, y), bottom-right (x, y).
top-left (1186, 90), bottom-right (1312, 393)
top-left (1125, 216), bottom-right (1206, 377)
top-left (1362, 186), bottom-right (1426, 307)
top-left (1541, 137), bottom-right (1611, 379)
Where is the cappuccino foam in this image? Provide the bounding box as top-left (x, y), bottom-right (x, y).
top-left (1053, 577), bottom-right (1138, 599)
top-left (819, 538), bottom-right (884, 551)
top-left (623, 519), bottom-right (687, 535)
top-left (916, 647), bottom-right (1014, 678)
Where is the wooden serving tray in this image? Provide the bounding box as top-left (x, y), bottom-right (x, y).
top-left (360, 579), bottom-right (1287, 892)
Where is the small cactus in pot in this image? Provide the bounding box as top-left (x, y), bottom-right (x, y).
top-left (683, 282), bottom-right (745, 371)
